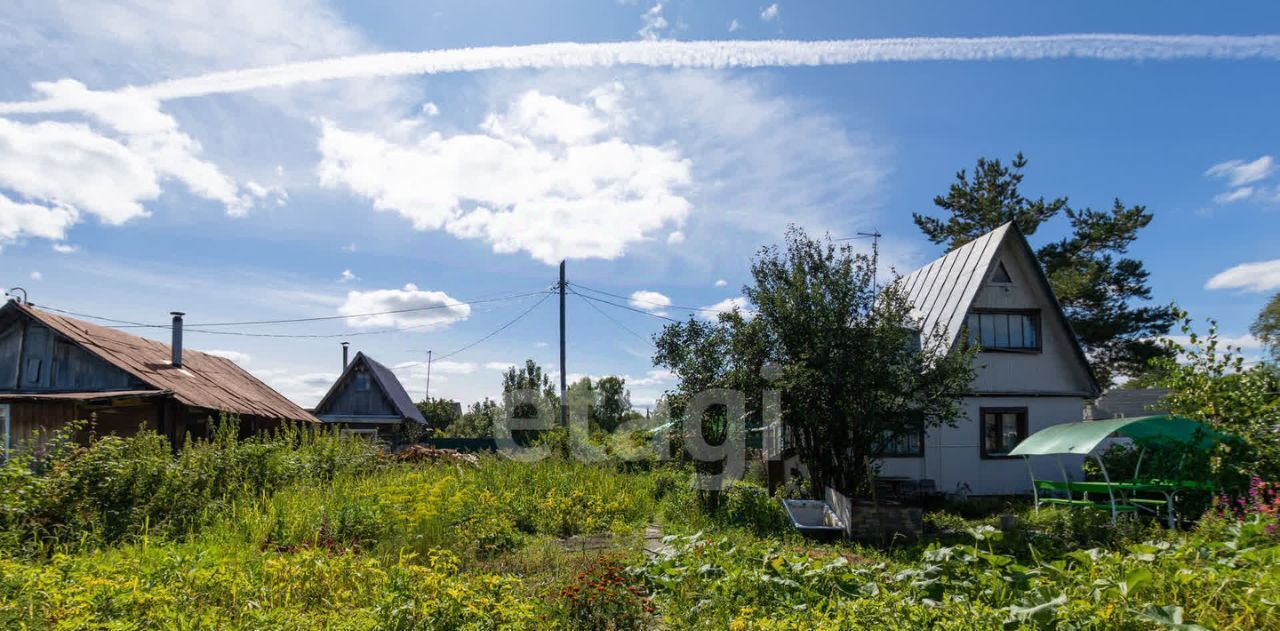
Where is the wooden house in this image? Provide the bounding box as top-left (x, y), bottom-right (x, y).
top-left (0, 300), bottom-right (317, 449)
top-left (311, 350), bottom-right (427, 441)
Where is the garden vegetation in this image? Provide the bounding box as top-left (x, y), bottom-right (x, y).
top-left (0, 417), bottom-right (1276, 629)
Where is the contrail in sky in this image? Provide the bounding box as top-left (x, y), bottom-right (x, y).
top-left (2, 34), bottom-right (1279, 114)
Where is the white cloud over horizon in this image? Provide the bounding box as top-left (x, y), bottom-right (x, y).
top-left (1206, 259), bottom-right (1280, 293)
top-left (338, 284), bottom-right (472, 329)
top-left (760, 4), bottom-right (780, 21)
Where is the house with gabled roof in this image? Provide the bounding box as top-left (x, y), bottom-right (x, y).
top-left (0, 300), bottom-right (318, 450)
top-left (311, 350), bottom-right (427, 441)
top-left (878, 222), bottom-right (1101, 495)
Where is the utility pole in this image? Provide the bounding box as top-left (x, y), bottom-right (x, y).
top-left (559, 260), bottom-right (567, 431)
top-left (425, 349), bottom-right (433, 401)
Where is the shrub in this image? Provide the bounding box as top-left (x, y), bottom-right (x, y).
top-left (556, 556), bottom-right (653, 631)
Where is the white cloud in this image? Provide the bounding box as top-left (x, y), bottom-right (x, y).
top-left (338, 284), bottom-right (471, 329)
top-left (1206, 155), bottom-right (1276, 187)
top-left (51, 242), bottom-right (78, 253)
top-left (318, 85), bottom-right (693, 264)
top-left (203, 349), bottom-right (252, 364)
top-left (534, 341), bottom-right (549, 348)
top-left (0, 192), bottom-right (79, 246)
top-left (714, 279), bottom-right (728, 287)
top-left (1213, 187), bottom-right (1254, 204)
top-left (629, 368), bottom-right (673, 386)
top-left (29, 271), bottom-right (42, 281)
top-left (666, 230), bottom-right (685, 244)
top-left (29, 79), bottom-right (250, 216)
top-left (339, 269), bottom-right (357, 282)
top-left (341, 242), bottom-right (357, 252)
top-left (699, 296), bottom-right (753, 320)
top-left (1205, 259), bottom-right (1280, 293)
top-left (728, 19), bottom-right (742, 32)
top-left (8, 36), bottom-right (1280, 111)
top-left (0, 79), bottom-right (255, 245)
top-left (760, 4), bottom-right (780, 21)
top-left (421, 102), bottom-right (440, 116)
top-left (0, 117), bottom-right (158, 226)
top-left (629, 290), bottom-right (672, 315)
top-left (638, 3), bottom-right (669, 41)
top-left (485, 361), bottom-right (517, 371)
top-left (1165, 334), bottom-right (1263, 351)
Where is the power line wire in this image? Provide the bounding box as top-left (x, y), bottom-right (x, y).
top-left (570, 282), bottom-right (729, 315)
top-left (435, 290), bottom-right (554, 361)
top-left (568, 289), bottom-right (680, 323)
top-left (573, 292), bottom-right (653, 346)
top-left (33, 290), bottom-right (554, 340)
top-left (94, 288), bottom-right (551, 328)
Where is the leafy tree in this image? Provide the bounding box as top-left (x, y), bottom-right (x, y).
top-left (594, 376), bottom-right (632, 434)
top-left (654, 227), bottom-right (975, 496)
top-left (415, 397), bottom-right (461, 433)
top-left (1251, 293), bottom-right (1280, 363)
top-left (1148, 310), bottom-right (1280, 485)
top-left (501, 359), bottom-right (558, 420)
top-left (445, 398), bottom-right (502, 438)
top-left (913, 153), bottom-right (1175, 387)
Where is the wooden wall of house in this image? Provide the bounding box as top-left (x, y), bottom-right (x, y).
top-left (315, 364), bottom-right (398, 417)
top-left (0, 316), bottom-right (145, 393)
top-left (3, 400), bottom-right (170, 451)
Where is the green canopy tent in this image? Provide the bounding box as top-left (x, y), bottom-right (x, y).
top-left (1009, 415), bottom-right (1224, 525)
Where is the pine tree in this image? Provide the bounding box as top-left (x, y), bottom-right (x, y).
top-left (914, 153), bottom-right (1175, 387)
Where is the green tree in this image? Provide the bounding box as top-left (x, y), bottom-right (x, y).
top-left (594, 376), bottom-right (632, 433)
top-left (913, 153), bottom-right (1175, 387)
top-left (654, 227), bottom-right (975, 496)
top-left (1148, 310), bottom-right (1280, 484)
top-left (415, 397), bottom-right (461, 433)
top-left (501, 359), bottom-right (558, 420)
top-left (1251, 293), bottom-right (1280, 363)
top-left (446, 398), bottom-right (502, 438)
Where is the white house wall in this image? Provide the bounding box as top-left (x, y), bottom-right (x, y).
top-left (879, 396), bottom-right (1087, 495)
top-left (967, 238), bottom-right (1095, 396)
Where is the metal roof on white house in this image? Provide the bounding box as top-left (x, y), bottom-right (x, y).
top-left (898, 223), bottom-right (1012, 346)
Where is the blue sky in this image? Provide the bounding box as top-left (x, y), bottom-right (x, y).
top-left (1, 1), bottom-right (1278, 408)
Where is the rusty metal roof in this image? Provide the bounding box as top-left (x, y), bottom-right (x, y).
top-left (5, 302), bottom-right (318, 422)
top-left (0, 390), bottom-right (168, 402)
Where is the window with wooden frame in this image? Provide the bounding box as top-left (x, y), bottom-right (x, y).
top-left (355, 371), bottom-right (370, 392)
top-left (879, 425), bottom-right (925, 457)
top-left (980, 407), bottom-right (1027, 458)
top-left (966, 309), bottom-right (1041, 352)
top-left (875, 409), bottom-right (926, 455)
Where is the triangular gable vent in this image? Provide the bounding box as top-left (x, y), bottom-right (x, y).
top-left (990, 260), bottom-right (1012, 284)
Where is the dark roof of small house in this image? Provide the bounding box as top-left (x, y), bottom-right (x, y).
top-left (2, 301), bottom-right (318, 423)
top-left (896, 222), bottom-right (1101, 396)
top-left (313, 351), bottom-right (427, 425)
top-left (1090, 388), bottom-right (1170, 420)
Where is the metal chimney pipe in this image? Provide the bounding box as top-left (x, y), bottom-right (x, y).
top-left (170, 312), bottom-right (185, 368)
top-left (341, 342), bottom-right (349, 370)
